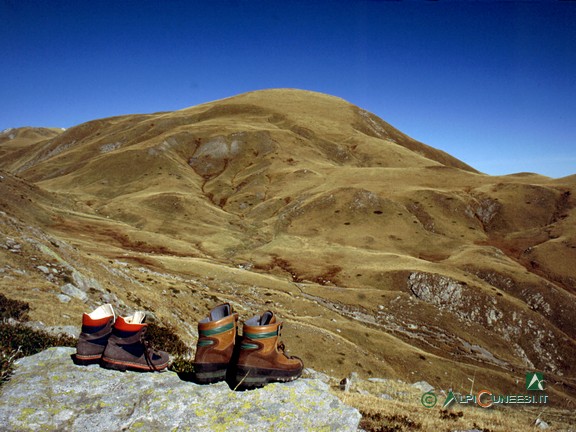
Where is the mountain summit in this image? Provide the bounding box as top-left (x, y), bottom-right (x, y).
top-left (1, 89), bottom-right (575, 405)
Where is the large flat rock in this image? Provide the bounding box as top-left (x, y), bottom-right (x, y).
top-left (0, 347), bottom-right (360, 431)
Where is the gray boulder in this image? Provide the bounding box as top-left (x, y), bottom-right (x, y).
top-left (60, 283), bottom-right (88, 302)
top-left (411, 380), bottom-right (434, 393)
top-left (0, 347), bottom-right (360, 431)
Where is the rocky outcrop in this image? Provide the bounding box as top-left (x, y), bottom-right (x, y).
top-left (0, 347), bottom-right (360, 431)
top-left (407, 271), bottom-right (576, 375)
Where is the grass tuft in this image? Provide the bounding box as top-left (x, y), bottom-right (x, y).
top-left (0, 293), bottom-right (30, 321)
top-left (145, 322), bottom-right (189, 356)
top-left (145, 322), bottom-right (195, 376)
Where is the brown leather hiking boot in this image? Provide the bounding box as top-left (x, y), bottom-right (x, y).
top-left (192, 303), bottom-right (238, 384)
top-left (101, 312), bottom-right (170, 372)
top-left (74, 304), bottom-right (115, 365)
top-left (233, 311), bottom-right (303, 389)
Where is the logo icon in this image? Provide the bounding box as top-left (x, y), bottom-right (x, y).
top-left (526, 372), bottom-right (545, 391)
top-left (442, 391), bottom-right (457, 408)
top-left (421, 391), bottom-right (437, 408)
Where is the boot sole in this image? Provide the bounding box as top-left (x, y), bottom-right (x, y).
top-left (191, 363), bottom-right (228, 384)
top-left (233, 366), bottom-right (302, 390)
top-left (72, 354), bottom-right (102, 366)
top-left (101, 357), bottom-right (169, 372)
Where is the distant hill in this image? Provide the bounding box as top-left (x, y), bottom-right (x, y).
top-left (1, 89), bottom-right (574, 405)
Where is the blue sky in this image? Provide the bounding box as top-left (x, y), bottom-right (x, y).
top-left (1, 0), bottom-right (575, 178)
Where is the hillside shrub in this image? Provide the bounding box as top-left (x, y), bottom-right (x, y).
top-left (146, 322), bottom-right (195, 376)
top-left (146, 322), bottom-right (189, 356)
top-left (0, 293), bottom-right (75, 385)
top-left (0, 293), bottom-right (30, 321)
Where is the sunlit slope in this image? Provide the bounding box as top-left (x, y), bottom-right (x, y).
top-left (1, 89), bottom-right (574, 404)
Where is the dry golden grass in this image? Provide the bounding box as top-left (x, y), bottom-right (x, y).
top-left (1, 90), bottom-right (575, 422)
top-left (328, 376), bottom-right (575, 431)
top-left (339, 390), bottom-right (576, 432)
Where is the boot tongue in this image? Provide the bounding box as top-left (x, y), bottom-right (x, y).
top-left (129, 311), bottom-right (146, 324)
top-left (209, 303), bottom-right (230, 321)
top-left (260, 311), bottom-right (275, 325)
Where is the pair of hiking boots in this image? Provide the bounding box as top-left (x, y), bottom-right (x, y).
top-left (74, 304), bottom-right (170, 372)
top-left (192, 303), bottom-right (303, 389)
top-left (74, 303), bottom-right (303, 389)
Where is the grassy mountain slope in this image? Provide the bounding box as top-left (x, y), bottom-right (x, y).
top-left (1, 89), bottom-right (574, 407)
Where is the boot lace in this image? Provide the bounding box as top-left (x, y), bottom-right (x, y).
top-left (277, 341), bottom-right (302, 362)
top-left (277, 323), bottom-right (303, 364)
top-left (140, 328), bottom-right (162, 372)
top-left (277, 324), bottom-right (291, 358)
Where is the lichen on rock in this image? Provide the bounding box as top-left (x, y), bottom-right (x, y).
top-left (0, 347), bottom-right (360, 431)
